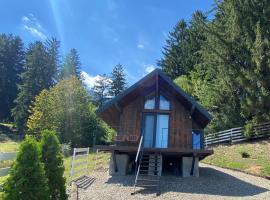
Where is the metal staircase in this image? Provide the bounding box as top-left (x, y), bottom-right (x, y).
top-left (132, 136), bottom-right (162, 196)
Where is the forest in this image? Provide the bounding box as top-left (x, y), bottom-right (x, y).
top-left (1, 0), bottom-right (270, 147)
top-left (158, 0), bottom-right (270, 134)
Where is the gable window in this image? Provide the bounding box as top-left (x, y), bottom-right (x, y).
top-left (144, 95), bottom-right (155, 109)
top-left (159, 95), bottom-right (170, 110)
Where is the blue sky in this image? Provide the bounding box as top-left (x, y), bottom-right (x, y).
top-left (0, 0), bottom-right (214, 87)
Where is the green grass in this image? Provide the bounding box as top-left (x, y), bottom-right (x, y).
top-left (0, 141), bottom-right (19, 153)
top-left (63, 152), bottom-right (110, 185)
top-left (203, 139), bottom-right (270, 177)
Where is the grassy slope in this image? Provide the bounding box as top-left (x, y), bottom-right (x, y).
top-left (203, 139), bottom-right (270, 177)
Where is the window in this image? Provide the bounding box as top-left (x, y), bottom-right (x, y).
top-left (144, 96), bottom-right (155, 109)
top-left (159, 95), bottom-right (170, 110)
top-left (192, 131), bottom-right (201, 150)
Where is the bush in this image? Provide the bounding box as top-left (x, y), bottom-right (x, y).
top-left (40, 130), bottom-right (67, 200)
top-left (3, 136), bottom-right (49, 200)
top-left (240, 151), bottom-right (250, 158)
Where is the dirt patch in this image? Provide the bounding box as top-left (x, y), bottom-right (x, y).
top-left (245, 166), bottom-right (262, 174)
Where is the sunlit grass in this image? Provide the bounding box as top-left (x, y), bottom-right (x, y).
top-left (203, 139), bottom-right (270, 177)
top-left (0, 141), bottom-right (19, 153)
top-left (63, 152), bottom-right (110, 185)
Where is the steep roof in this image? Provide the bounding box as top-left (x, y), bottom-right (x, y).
top-left (97, 68), bottom-right (212, 128)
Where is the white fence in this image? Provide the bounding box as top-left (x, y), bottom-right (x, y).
top-left (205, 122), bottom-right (270, 146)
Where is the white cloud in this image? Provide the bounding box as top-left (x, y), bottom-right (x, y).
top-left (144, 64), bottom-right (155, 74)
top-left (81, 71), bottom-right (112, 89)
top-left (24, 25), bottom-right (46, 40)
top-left (21, 16), bottom-right (30, 22)
top-left (137, 44), bottom-right (144, 49)
top-left (21, 14), bottom-right (47, 40)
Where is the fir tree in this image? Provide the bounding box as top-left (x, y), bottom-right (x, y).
top-left (109, 64), bottom-right (126, 96)
top-left (3, 136), bottom-right (49, 200)
top-left (40, 130), bottom-right (67, 200)
top-left (12, 41), bottom-right (58, 132)
top-left (0, 34), bottom-right (24, 121)
top-left (59, 48), bottom-right (81, 79)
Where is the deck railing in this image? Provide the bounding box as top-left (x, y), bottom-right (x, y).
top-left (204, 122), bottom-right (270, 146)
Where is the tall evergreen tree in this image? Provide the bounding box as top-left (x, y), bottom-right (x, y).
top-left (12, 41), bottom-right (58, 132)
top-left (158, 19), bottom-right (188, 79)
top-left (93, 74), bottom-right (111, 107)
top-left (158, 11), bottom-right (207, 79)
top-left (0, 34), bottom-right (24, 121)
top-left (45, 37), bottom-right (60, 84)
top-left (59, 48), bottom-right (81, 79)
top-left (109, 64), bottom-right (126, 96)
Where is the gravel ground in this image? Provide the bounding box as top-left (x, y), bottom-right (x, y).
top-left (78, 163), bottom-right (270, 200)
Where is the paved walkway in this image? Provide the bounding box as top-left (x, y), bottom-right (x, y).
top-left (78, 163), bottom-right (270, 200)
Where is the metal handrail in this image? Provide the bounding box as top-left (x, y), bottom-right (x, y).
top-left (135, 136), bottom-right (143, 163)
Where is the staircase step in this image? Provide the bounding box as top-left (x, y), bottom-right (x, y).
top-left (137, 178), bottom-right (159, 182)
top-left (139, 169), bottom-right (160, 172)
top-left (135, 184), bottom-right (158, 187)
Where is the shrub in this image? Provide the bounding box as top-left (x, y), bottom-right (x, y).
top-left (240, 151), bottom-right (250, 158)
top-left (40, 130), bottom-right (67, 200)
top-left (3, 136), bottom-right (48, 200)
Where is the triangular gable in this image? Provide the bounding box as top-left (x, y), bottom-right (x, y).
top-left (97, 68), bottom-right (212, 128)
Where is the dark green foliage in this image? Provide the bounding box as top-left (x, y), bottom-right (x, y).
top-left (59, 48), bottom-right (81, 80)
top-left (240, 151), bottom-right (250, 158)
top-left (3, 136), bottom-right (49, 200)
top-left (164, 1), bottom-right (270, 134)
top-left (12, 39), bottom-right (59, 132)
top-left (40, 130), bottom-right (67, 200)
top-left (158, 11), bottom-right (207, 79)
top-left (0, 34), bottom-right (24, 121)
top-left (109, 64), bottom-right (127, 97)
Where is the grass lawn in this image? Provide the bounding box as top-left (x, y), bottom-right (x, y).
top-left (203, 139), bottom-right (270, 177)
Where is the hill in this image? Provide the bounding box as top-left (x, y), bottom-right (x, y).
top-left (203, 140), bottom-right (270, 178)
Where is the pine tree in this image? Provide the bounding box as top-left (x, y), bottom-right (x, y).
top-left (109, 64), bottom-right (126, 96)
top-left (93, 74), bottom-right (111, 107)
top-left (59, 48), bottom-right (81, 79)
top-left (158, 19), bottom-right (188, 79)
top-left (3, 136), bottom-right (49, 200)
top-left (158, 11), bottom-right (207, 80)
top-left (40, 130), bottom-right (67, 200)
top-left (12, 41), bottom-right (58, 132)
top-left (45, 37), bottom-right (60, 84)
top-left (0, 34), bottom-right (24, 121)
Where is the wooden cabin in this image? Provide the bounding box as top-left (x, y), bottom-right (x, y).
top-left (96, 69), bottom-right (213, 177)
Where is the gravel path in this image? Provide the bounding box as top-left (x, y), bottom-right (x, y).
top-left (78, 163), bottom-right (270, 200)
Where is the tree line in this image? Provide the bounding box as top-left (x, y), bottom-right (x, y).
top-left (0, 34), bottom-right (127, 146)
top-left (158, 0), bottom-right (270, 135)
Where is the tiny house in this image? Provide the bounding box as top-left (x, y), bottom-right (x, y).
top-left (96, 69), bottom-right (213, 177)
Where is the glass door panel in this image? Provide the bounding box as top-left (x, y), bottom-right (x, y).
top-left (142, 114), bottom-right (155, 147)
top-left (155, 114), bottom-right (169, 148)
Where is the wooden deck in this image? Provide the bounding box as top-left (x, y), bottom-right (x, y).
top-left (95, 145), bottom-right (213, 158)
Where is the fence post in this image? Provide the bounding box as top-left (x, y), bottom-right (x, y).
top-left (230, 129), bottom-right (233, 144)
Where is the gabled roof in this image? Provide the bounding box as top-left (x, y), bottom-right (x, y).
top-left (97, 68), bottom-right (212, 128)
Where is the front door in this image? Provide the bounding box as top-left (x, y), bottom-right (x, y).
top-left (142, 114), bottom-right (169, 148)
